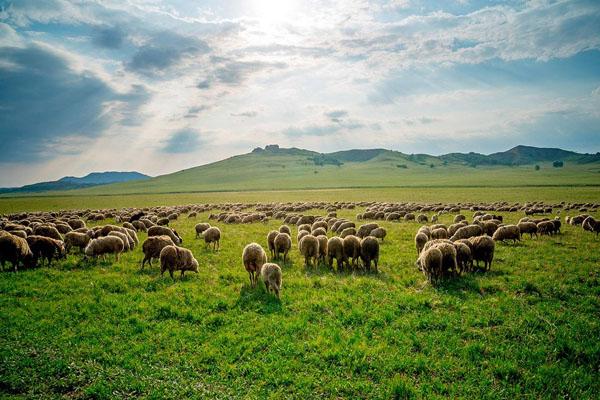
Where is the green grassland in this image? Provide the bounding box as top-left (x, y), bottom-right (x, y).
top-left (1, 205), bottom-right (599, 398)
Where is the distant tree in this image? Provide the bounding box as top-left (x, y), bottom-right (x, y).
top-left (534, 165), bottom-right (540, 171)
top-left (396, 164), bottom-right (408, 169)
top-left (553, 161), bottom-right (564, 168)
top-left (430, 163), bottom-right (435, 168)
top-left (314, 170), bottom-right (318, 174)
top-left (443, 160), bottom-right (448, 166)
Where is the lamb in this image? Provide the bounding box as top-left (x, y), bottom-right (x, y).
top-left (261, 263), bottom-right (282, 298)
top-left (450, 225), bottom-right (483, 241)
top-left (274, 232), bottom-right (292, 262)
top-left (299, 234), bottom-right (319, 268)
top-left (430, 228), bottom-right (448, 240)
top-left (360, 236), bottom-right (379, 272)
top-left (0, 233), bottom-right (34, 271)
top-left (279, 225), bottom-right (291, 235)
top-left (108, 231), bottom-right (131, 251)
top-left (195, 223), bottom-right (211, 238)
top-left (340, 227), bottom-right (356, 238)
top-left (357, 223), bottom-right (379, 238)
top-left (327, 236), bottom-right (345, 271)
top-left (369, 227), bottom-right (387, 242)
top-left (26, 235), bottom-right (66, 266)
top-left (492, 225), bottom-right (521, 243)
top-left (415, 232), bottom-right (428, 255)
top-left (148, 226), bottom-right (182, 245)
top-left (203, 226), bottom-right (221, 250)
top-left (141, 235), bottom-right (175, 269)
top-left (267, 230), bottom-right (279, 258)
top-left (160, 245), bottom-right (199, 279)
top-left (517, 221), bottom-right (538, 239)
top-left (242, 243), bottom-right (267, 286)
top-left (342, 235), bottom-right (361, 269)
top-left (316, 235), bottom-right (328, 265)
top-left (417, 247), bottom-right (443, 283)
top-left (84, 236), bottom-right (125, 261)
top-left (468, 235), bottom-right (495, 271)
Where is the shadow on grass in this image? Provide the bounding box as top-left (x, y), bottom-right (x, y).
top-left (235, 283), bottom-right (282, 314)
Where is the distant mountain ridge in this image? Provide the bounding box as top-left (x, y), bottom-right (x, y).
top-left (0, 171), bottom-right (150, 194)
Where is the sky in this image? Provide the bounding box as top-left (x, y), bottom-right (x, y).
top-left (1, 0), bottom-right (599, 186)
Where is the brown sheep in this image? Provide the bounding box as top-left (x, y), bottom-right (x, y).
top-left (279, 225), bottom-right (291, 235)
top-left (33, 225), bottom-right (62, 241)
top-left (469, 235), bottom-right (495, 271)
top-left (274, 233), bottom-right (292, 262)
top-left (340, 227), bottom-right (356, 238)
top-left (342, 235), bottom-right (361, 269)
top-left (517, 221), bottom-right (538, 239)
top-left (360, 236), bottom-right (379, 272)
top-left (84, 236), bottom-right (124, 261)
top-left (357, 223), bottom-right (378, 238)
top-left (415, 232), bottom-right (428, 255)
top-left (316, 235), bottom-right (328, 265)
top-left (261, 263), bottom-right (282, 298)
top-left (203, 226), bottom-right (221, 250)
top-left (454, 242), bottom-right (472, 274)
top-left (108, 231), bottom-right (131, 252)
top-left (417, 246), bottom-right (443, 283)
top-left (195, 223), bottom-right (211, 238)
top-left (141, 235), bottom-right (175, 269)
top-left (450, 225), bottom-right (483, 242)
top-left (299, 234), bottom-right (319, 268)
top-left (0, 234), bottom-right (34, 271)
top-left (370, 227), bottom-right (387, 242)
top-left (327, 236), bottom-right (346, 271)
top-left (430, 228), bottom-right (448, 240)
top-left (267, 230), bottom-right (279, 258)
top-left (148, 226), bottom-right (182, 245)
top-left (242, 243), bottom-right (267, 286)
top-left (492, 225), bottom-right (521, 243)
top-left (26, 235), bottom-right (66, 266)
top-left (311, 227), bottom-right (327, 237)
top-left (160, 245), bottom-right (199, 279)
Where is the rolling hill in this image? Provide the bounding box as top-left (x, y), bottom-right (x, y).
top-left (42, 144), bottom-right (600, 196)
top-left (0, 171), bottom-right (150, 194)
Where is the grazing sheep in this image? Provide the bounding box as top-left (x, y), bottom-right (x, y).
top-left (448, 223), bottom-right (466, 237)
top-left (132, 220), bottom-right (147, 232)
top-left (316, 235), bottom-right (328, 265)
top-left (404, 213), bottom-right (415, 221)
top-left (417, 247), bottom-right (443, 283)
top-left (468, 235), bottom-right (495, 271)
top-left (33, 225), bottom-right (62, 241)
top-left (340, 227), bottom-right (356, 238)
top-left (157, 217), bottom-right (170, 226)
top-left (9, 230), bottom-right (27, 239)
top-left (417, 214), bottom-right (428, 223)
top-left (370, 227), bottom-right (387, 242)
top-left (454, 214), bottom-right (466, 223)
top-left (242, 243), bottom-right (267, 287)
top-left (311, 221), bottom-right (328, 232)
top-left (297, 230), bottom-right (309, 243)
top-left (84, 236), bottom-right (125, 261)
top-left (336, 221), bottom-right (355, 234)
top-left (357, 223), bottom-right (379, 238)
top-left (482, 221), bottom-right (499, 236)
top-left (342, 235), bottom-right (361, 269)
top-left (65, 231), bottom-right (92, 253)
top-left (431, 228), bottom-right (448, 240)
top-left (267, 230), bottom-right (279, 258)
top-left (415, 232), bottom-right (428, 255)
top-left (537, 221), bottom-right (555, 236)
top-left (417, 226), bottom-right (431, 239)
top-left (517, 221), bottom-right (538, 239)
top-left (148, 226), bottom-right (182, 245)
top-left (122, 222), bottom-right (136, 231)
top-left (431, 215), bottom-right (438, 223)
top-left (0, 234), bottom-right (33, 271)
top-left (432, 242), bottom-right (458, 278)
top-left (195, 223), bottom-right (211, 238)
top-left (450, 225), bottom-right (484, 242)
top-left (360, 236), bottom-right (379, 272)
top-left (108, 231), bottom-right (131, 251)
top-left (311, 227), bottom-right (327, 237)
top-left (298, 224), bottom-right (311, 233)
top-left (141, 235), bottom-right (175, 269)
top-left (54, 223), bottom-right (72, 235)
top-left (492, 225), bottom-right (521, 243)
top-left (454, 242), bottom-right (472, 274)
top-left (124, 228), bottom-right (139, 247)
top-left (274, 233), bottom-right (292, 262)
top-left (26, 235), bottom-right (66, 266)
top-left (261, 263), bottom-right (282, 298)
top-left (203, 227), bottom-right (221, 250)
top-left (327, 236), bottom-right (345, 271)
top-left (299, 234), bottom-right (319, 268)
top-left (160, 245), bottom-right (199, 279)
top-left (279, 225), bottom-right (291, 235)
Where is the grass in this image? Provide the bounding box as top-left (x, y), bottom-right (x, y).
top-left (1, 203), bottom-right (599, 398)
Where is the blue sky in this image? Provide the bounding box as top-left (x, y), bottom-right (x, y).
top-left (0, 0), bottom-right (599, 186)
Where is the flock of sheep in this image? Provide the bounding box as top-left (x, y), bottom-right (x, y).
top-left (0, 200), bottom-right (598, 298)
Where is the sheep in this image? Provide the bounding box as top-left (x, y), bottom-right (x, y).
top-left (54, 223), bottom-right (72, 235)
top-left (0, 234), bottom-right (33, 271)
top-left (311, 221), bottom-right (328, 232)
top-left (431, 242), bottom-right (458, 278)
top-left (274, 233), bottom-right (292, 262)
top-left (9, 230), bottom-right (27, 239)
top-left (415, 232), bottom-right (428, 255)
top-left (298, 224), bottom-right (311, 233)
top-left (242, 243), bottom-right (267, 286)
top-left (122, 222), bottom-right (136, 231)
top-left (448, 223), bottom-right (466, 237)
top-left (450, 225), bottom-right (484, 241)
top-left (311, 227), bottom-right (327, 237)
top-left (517, 221), bottom-right (538, 239)
top-left (417, 226), bottom-right (431, 239)
top-left (417, 247), bottom-right (443, 283)
top-left (148, 226), bottom-right (182, 245)
top-left (482, 221), bottom-right (499, 236)
top-left (360, 236), bottom-right (379, 272)
top-left (132, 220), bottom-right (147, 232)
top-left (417, 214), bottom-right (428, 223)
top-left (195, 223), bottom-right (211, 238)
top-left (26, 235), bottom-right (66, 266)
top-left (124, 228), bottom-right (139, 247)
top-left (431, 215), bottom-right (438, 223)
top-left (299, 234), bottom-right (319, 268)
top-left (279, 225), bottom-right (291, 235)
top-left (203, 227), bottom-right (221, 250)
top-left (431, 228), bottom-right (448, 240)
top-left (454, 242), bottom-right (472, 274)
top-left (316, 235), bottom-right (328, 265)
top-left (468, 235), bottom-right (495, 271)
top-left (141, 235), bottom-right (175, 269)
top-left (108, 231), bottom-right (131, 251)
top-left (582, 217), bottom-right (600, 235)
top-left (357, 223), bottom-right (379, 238)
top-left (327, 236), bottom-right (345, 271)
top-left (67, 219), bottom-right (86, 230)
top-left (267, 230), bottom-right (279, 258)
top-left (160, 245), bottom-right (199, 279)
top-left (404, 213), bottom-right (415, 221)
top-left (297, 230), bottom-right (309, 243)
top-left (370, 227), bottom-right (387, 242)
top-left (454, 214), bottom-right (466, 223)
top-left (342, 235), bottom-right (361, 269)
top-left (261, 263), bottom-right (282, 298)
top-left (33, 225), bottom-right (62, 241)
top-left (84, 236), bottom-right (125, 261)
top-left (340, 227), bottom-right (356, 238)
top-left (157, 217), bottom-right (170, 226)
top-left (336, 221), bottom-right (355, 234)
top-left (537, 221), bottom-right (555, 236)
top-left (492, 225), bottom-right (521, 243)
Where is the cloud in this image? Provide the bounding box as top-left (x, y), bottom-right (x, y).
top-left (184, 105), bottom-right (210, 118)
top-left (230, 111), bottom-right (258, 118)
top-left (0, 43), bottom-right (145, 162)
top-left (325, 110), bottom-right (348, 122)
top-left (160, 129), bottom-right (203, 153)
top-left (197, 60), bottom-right (287, 89)
top-left (92, 26), bottom-right (126, 49)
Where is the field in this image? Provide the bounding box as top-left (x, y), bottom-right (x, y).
top-left (1, 190), bottom-right (599, 399)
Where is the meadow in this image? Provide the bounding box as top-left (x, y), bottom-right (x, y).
top-left (1, 198), bottom-right (599, 398)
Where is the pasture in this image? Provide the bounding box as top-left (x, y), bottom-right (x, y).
top-left (1, 197), bottom-right (599, 399)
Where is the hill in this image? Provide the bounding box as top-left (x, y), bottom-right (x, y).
top-left (54, 145), bottom-right (600, 196)
top-left (0, 171), bottom-right (150, 194)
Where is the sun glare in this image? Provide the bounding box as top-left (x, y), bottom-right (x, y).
top-left (252, 0), bottom-right (297, 25)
